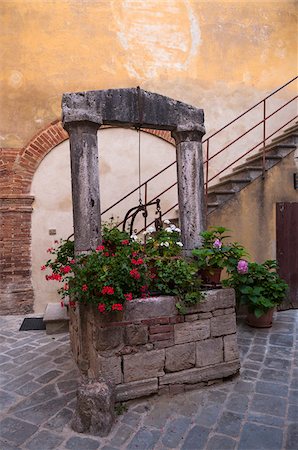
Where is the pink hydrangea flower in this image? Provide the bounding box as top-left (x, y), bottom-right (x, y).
top-left (237, 260), bottom-right (248, 274)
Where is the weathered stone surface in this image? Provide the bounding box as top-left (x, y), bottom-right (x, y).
top-left (123, 350), bottom-right (165, 382)
top-left (115, 378), bottom-right (158, 401)
top-left (46, 321), bottom-right (69, 335)
top-left (124, 297), bottom-right (177, 321)
top-left (72, 379), bottom-right (115, 436)
top-left (198, 312), bottom-right (212, 319)
top-left (212, 309), bottom-right (226, 317)
top-left (172, 131), bottom-right (206, 251)
top-left (62, 88), bottom-right (205, 133)
top-left (185, 289), bottom-right (235, 314)
top-left (224, 334), bottom-right (240, 362)
top-left (185, 314), bottom-right (199, 322)
top-left (211, 315), bottom-right (237, 337)
top-left (174, 320), bottom-right (210, 344)
top-left (159, 360), bottom-right (240, 385)
top-left (125, 324), bottom-right (148, 346)
top-left (196, 338), bottom-right (223, 367)
top-left (66, 121), bottom-right (101, 253)
top-left (96, 356), bottom-right (122, 385)
top-left (165, 343), bottom-right (195, 372)
top-left (94, 326), bottom-right (123, 351)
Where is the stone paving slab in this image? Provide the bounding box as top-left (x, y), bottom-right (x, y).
top-left (0, 310), bottom-right (297, 449)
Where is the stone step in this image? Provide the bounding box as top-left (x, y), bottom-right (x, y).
top-left (220, 165), bottom-right (263, 182)
top-left (211, 178), bottom-right (251, 193)
top-left (236, 154), bottom-right (282, 171)
top-left (43, 303), bottom-right (69, 335)
top-left (207, 190), bottom-right (235, 204)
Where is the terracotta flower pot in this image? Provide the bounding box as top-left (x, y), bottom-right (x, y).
top-left (199, 268), bottom-right (222, 285)
top-left (246, 308), bottom-right (275, 328)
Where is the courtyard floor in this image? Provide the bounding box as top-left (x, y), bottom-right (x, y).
top-left (0, 310), bottom-right (297, 450)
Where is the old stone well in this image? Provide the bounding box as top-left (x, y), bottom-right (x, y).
top-left (62, 88), bottom-right (240, 435)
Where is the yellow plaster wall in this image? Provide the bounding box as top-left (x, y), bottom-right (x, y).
top-left (1, 0), bottom-right (297, 148)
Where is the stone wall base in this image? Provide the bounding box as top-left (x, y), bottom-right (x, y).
top-left (69, 289), bottom-right (240, 402)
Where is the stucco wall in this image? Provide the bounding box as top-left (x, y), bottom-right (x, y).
top-left (1, 0), bottom-right (297, 148)
top-left (208, 150), bottom-right (298, 262)
top-left (31, 128), bottom-right (177, 313)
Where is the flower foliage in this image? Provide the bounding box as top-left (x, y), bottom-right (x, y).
top-left (43, 221), bottom-right (203, 313)
top-left (192, 227), bottom-right (248, 272)
top-left (223, 260), bottom-right (288, 318)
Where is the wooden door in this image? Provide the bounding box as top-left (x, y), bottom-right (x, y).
top-left (276, 202), bottom-right (298, 310)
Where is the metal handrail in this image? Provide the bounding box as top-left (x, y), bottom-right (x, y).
top-left (100, 76), bottom-right (297, 229)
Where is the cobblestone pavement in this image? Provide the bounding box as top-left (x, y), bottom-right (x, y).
top-left (0, 310), bottom-right (297, 450)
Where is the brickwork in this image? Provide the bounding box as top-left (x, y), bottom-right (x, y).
top-left (68, 289), bottom-right (240, 401)
top-left (0, 121), bottom-right (173, 315)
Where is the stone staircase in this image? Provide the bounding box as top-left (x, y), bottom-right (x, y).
top-left (207, 122), bottom-right (298, 214)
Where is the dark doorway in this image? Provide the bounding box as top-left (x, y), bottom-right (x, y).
top-left (276, 202), bottom-right (298, 310)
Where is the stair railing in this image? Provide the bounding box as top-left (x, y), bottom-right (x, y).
top-left (101, 76), bottom-right (297, 231)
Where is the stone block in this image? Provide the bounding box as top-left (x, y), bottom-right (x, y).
top-left (196, 338), bottom-right (223, 367)
top-left (46, 321), bottom-right (69, 335)
top-left (185, 314), bottom-right (199, 322)
top-left (165, 343), bottom-right (195, 372)
top-left (169, 384), bottom-right (185, 395)
top-left (198, 312), bottom-right (212, 319)
top-left (149, 324), bottom-right (173, 334)
top-left (123, 349), bottom-right (165, 382)
top-left (124, 297), bottom-right (176, 321)
top-left (174, 320), bottom-right (210, 344)
top-left (94, 326), bottom-right (123, 351)
top-left (125, 324), bottom-right (148, 346)
top-left (72, 379), bottom-right (115, 436)
top-left (153, 339), bottom-right (175, 350)
top-left (115, 378), bottom-right (158, 401)
top-left (150, 332), bottom-right (173, 342)
top-left (96, 355), bottom-right (122, 385)
top-left (211, 314), bottom-right (236, 337)
top-left (159, 360), bottom-right (240, 385)
top-left (44, 303), bottom-right (69, 335)
top-left (183, 289), bottom-right (234, 314)
top-left (224, 334), bottom-right (240, 362)
top-left (212, 309), bottom-right (225, 317)
top-left (169, 316), bottom-right (184, 324)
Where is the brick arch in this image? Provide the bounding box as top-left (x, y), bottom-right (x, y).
top-left (0, 121), bottom-right (175, 314)
top-left (19, 120), bottom-right (175, 194)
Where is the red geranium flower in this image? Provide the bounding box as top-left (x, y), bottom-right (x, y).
top-left (112, 303), bottom-right (123, 311)
top-left (121, 240), bottom-right (129, 245)
top-left (130, 269), bottom-right (140, 279)
top-left (69, 259), bottom-right (76, 264)
top-left (61, 265), bottom-right (72, 274)
top-left (98, 303), bottom-right (106, 313)
top-left (124, 293), bottom-right (133, 301)
top-left (82, 284), bottom-right (88, 291)
top-left (101, 286), bottom-right (114, 295)
top-left (96, 245), bottom-right (105, 252)
top-left (131, 258), bottom-right (144, 265)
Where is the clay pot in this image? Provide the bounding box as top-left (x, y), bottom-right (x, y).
top-left (199, 267), bottom-right (222, 285)
top-left (246, 308), bottom-right (275, 328)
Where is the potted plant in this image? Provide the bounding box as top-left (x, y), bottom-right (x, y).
top-left (224, 259), bottom-right (288, 327)
top-left (192, 227), bottom-right (247, 285)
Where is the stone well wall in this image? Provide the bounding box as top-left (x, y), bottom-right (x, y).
top-left (69, 288), bottom-right (240, 402)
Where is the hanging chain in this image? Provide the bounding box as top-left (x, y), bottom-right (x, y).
top-left (138, 129), bottom-right (142, 205)
top-left (136, 86), bottom-right (143, 206)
